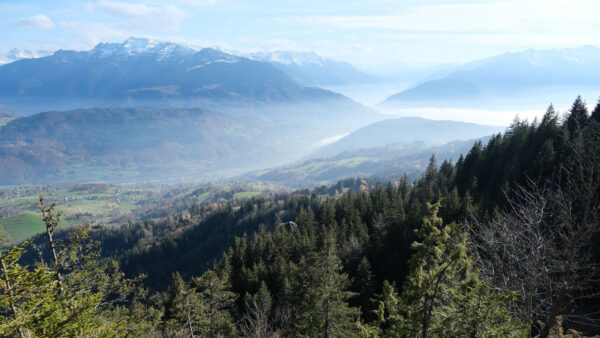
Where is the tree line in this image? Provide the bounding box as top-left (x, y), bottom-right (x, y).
top-left (1, 96), bottom-right (599, 336)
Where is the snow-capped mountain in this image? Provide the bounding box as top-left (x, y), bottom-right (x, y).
top-left (0, 37), bottom-right (287, 114)
top-left (249, 50), bottom-right (381, 86)
top-left (0, 48), bottom-right (53, 65)
top-left (0, 37), bottom-right (379, 133)
top-left (380, 46), bottom-right (600, 110)
top-left (250, 50), bottom-right (326, 65)
top-left (90, 37), bottom-right (199, 60)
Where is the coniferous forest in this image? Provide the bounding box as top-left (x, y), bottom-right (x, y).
top-left (0, 97), bottom-right (599, 337)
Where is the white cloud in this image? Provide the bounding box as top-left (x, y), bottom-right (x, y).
top-left (278, 0), bottom-right (600, 69)
top-left (95, 1), bottom-right (186, 31)
top-left (178, 0), bottom-right (224, 6)
top-left (13, 14), bottom-right (54, 30)
top-left (299, 0), bottom-right (600, 43)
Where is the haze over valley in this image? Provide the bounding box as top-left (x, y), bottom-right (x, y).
top-left (1, 1), bottom-right (600, 336)
top-left (3, 37), bottom-right (600, 186)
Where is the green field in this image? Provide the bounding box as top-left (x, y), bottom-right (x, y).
top-left (233, 191), bottom-right (260, 199)
top-left (0, 212), bottom-right (78, 242)
top-left (0, 181), bottom-right (287, 243)
top-left (0, 184), bottom-right (158, 242)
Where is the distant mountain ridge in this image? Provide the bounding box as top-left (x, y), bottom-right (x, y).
top-left (313, 117), bottom-right (504, 157)
top-left (248, 138), bottom-right (487, 187)
top-left (0, 48), bottom-right (53, 65)
top-left (0, 38), bottom-right (378, 125)
top-left (380, 45), bottom-right (600, 110)
top-left (249, 50), bottom-right (381, 86)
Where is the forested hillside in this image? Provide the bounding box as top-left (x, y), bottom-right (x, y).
top-left (1, 97), bottom-right (599, 336)
top-left (249, 138), bottom-right (487, 187)
top-left (0, 107), bottom-right (279, 185)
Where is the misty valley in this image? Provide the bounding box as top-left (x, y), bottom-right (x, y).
top-left (1, 4), bottom-right (600, 337)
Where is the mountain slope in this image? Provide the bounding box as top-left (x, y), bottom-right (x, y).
top-left (0, 38), bottom-right (378, 126)
top-left (313, 117), bottom-right (504, 157)
top-left (0, 107), bottom-right (287, 185)
top-left (248, 138), bottom-right (486, 187)
top-left (250, 50), bottom-right (381, 86)
top-left (380, 46), bottom-right (600, 109)
top-left (0, 48), bottom-right (53, 65)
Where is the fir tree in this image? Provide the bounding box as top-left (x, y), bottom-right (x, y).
top-left (294, 238), bottom-right (360, 337)
top-left (565, 95), bottom-right (589, 137)
top-left (389, 202), bottom-right (525, 337)
top-left (592, 97), bottom-right (600, 121)
top-left (0, 232), bottom-right (57, 337)
top-left (353, 256), bottom-right (375, 320)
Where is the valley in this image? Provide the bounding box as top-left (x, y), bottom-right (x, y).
top-left (1, 8), bottom-right (600, 333)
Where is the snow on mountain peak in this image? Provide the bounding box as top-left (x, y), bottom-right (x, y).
top-left (0, 48), bottom-right (53, 65)
top-left (250, 50), bottom-right (326, 65)
top-left (91, 37), bottom-right (197, 59)
top-left (122, 37), bottom-right (158, 53)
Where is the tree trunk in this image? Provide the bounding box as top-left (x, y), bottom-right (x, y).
top-left (539, 287), bottom-right (567, 338)
top-left (45, 227), bottom-right (63, 288)
top-left (1, 257), bottom-right (25, 338)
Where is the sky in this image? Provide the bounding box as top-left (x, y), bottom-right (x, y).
top-left (1, 0), bottom-right (600, 74)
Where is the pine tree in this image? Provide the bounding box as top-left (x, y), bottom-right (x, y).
top-left (389, 202), bottom-right (525, 337)
top-left (294, 238), bottom-right (360, 337)
top-left (191, 270), bottom-right (237, 337)
top-left (565, 95), bottom-right (589, 137)
top-left (353, 256), bottom-right (375, 320)
top-left (0, 232), bottom-right (57, 337)
top-left (541, 104), bottom-right (559, 128)
top-left (592, 97), bottom-right (600, 121)
top-left (164, 272), bottom-right (209, 337)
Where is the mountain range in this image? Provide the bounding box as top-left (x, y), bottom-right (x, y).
top-left (0, 38), bottom-right (387, 185)
top-left (249, 50), bottom-right (381, 86)
top-left (380, 46), bottom-right (600, 110)
top-left (0, 48), bottom-right (53, 65)
top-left (3, 39), bottom-right (599, 186)
top-left (0, 38), bottom-right (380, 120)
top-left (0, 38), bottom-right (375, 125)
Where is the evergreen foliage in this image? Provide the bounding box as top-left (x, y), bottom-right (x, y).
top-left (2, 96), bottom-right (599, 335)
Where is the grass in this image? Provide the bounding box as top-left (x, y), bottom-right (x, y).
top-left (0, 213), bottom-right (45, 242)
top-left (0, 212), bottom-right (77, 242)
top-left (233, 191), bottom-right (260, 199)
top-left (195, 191), bottom-right (210, 203)
top-left (0, 184), bottom-right (161, 242)
top-left (0, 182), bottom-right (284, 242)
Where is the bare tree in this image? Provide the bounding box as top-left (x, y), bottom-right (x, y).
top-left (468, 125), bottom-right (600, 337)
top-left (238, 293), bottom-right (272, 338)
top-left (38, 195), bottom-right (64, 288)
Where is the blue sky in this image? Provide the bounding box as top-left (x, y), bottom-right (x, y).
top-left (2, 0), bottom-right (600, 73)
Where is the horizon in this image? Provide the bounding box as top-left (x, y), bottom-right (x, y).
top-left (2, 0), bottom-right (600, 74)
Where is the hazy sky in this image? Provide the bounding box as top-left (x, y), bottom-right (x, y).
top-left (2, 0), bottom-right (600, 73)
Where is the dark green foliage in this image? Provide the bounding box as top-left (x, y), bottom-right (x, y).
top-left (565, 95), bottom-right (589, 137)
top-left (592, 98), bottom-right (600, 121)
top-left (6, 96), bottom-right (599, 335)
top-left (162, 271), bottom-right (237, 336)
top-left (293, 242), bottom-right (360, 337)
